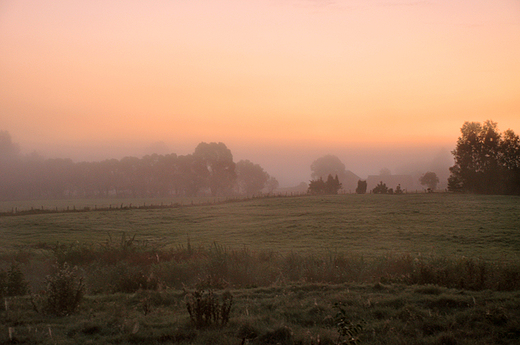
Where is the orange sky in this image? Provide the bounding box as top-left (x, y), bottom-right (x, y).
top-left (1, 0), bottom-right (520, 182)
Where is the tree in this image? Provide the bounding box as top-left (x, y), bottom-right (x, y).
top-left (175, 154), bottom-right (207, 196)
top-left (310, 155), bottom-right (361, 192)
top-left (236, 159), bottom-right (269, 196)
top-left (499, 129), bottom-right (520, 195)
top-left (0, 131), bottom-right (22, 200)
top-left (325, 174), bottom-right (342, 194)
top-left (266, 176), bottom-right (279, 193)
top-left (308, 177), bottom-right (326, 195)
top-left (0, 131), bottom-right (20, 161)
top-left (193, 142), bottom-right (236, 196)
top-left (311, 155), bottom-right (346, 180)
top-left (308, 174), bottom-right (342, 195)
top-left (356, 180), bottom-right (367, 194)
top-left (419, 172), bottom-right (440, 191)
top-left (372, 181), bottom-right (389, 194)
top-left (449, 120), bottom-right (506, 194)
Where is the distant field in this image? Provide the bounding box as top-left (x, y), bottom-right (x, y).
top-left (0, 196), bottom-right (228, 213)
top-left (1, 193), bottom-right (519, 261)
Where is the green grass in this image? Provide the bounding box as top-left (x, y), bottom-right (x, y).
top-left (2, 193), bottom-right (520, 344)
top-left (1, 193), bottom-right (519, 261)
top-left (2, 283), bottom-right (520, 344)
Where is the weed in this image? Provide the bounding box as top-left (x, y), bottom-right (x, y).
top-left (334, 302), bottom-right (365, 345)
top-left (185, 288), bottom-right (233, 328)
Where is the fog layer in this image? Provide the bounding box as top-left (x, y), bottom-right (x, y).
top-left (24, 138), bottom-right (453, 189)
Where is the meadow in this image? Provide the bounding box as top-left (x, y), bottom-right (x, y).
top-left (1, 193), bottom-right (519, 260)
top-left (1, 193), bottom-right (520, 344)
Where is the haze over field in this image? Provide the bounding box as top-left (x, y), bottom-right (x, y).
top-left (1, 0), bottom-right (519, 186)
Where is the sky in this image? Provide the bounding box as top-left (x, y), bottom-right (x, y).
top-left (1, 0), bottom-right (519, 186)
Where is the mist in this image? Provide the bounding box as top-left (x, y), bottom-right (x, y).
top-left (23, 137), bottom-right (454, 189)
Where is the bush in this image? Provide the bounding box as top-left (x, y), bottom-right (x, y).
top-left (0, 263), bottom-right (29, 297)
top-left (356, 180), bottom-right (367, 194)
top-left (372, 181), bottom-right (389, 194)
top-left (43, 263), bottom-right (84, 316)
top-left (185, 289), bottom-right (233, 328)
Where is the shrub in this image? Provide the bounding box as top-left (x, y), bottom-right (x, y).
top-left (0, 263), bottom-right (29, 297)
top-left (185, 289), bottom-right (233, 328)
top-left (356, 180), bottom-right (367, 194)
top-left (109, 263), bottom-right (160, 293)
top-left (372, 181), bottom-right (389, 194)
top-left (43, 263), bottom-right (84, 316)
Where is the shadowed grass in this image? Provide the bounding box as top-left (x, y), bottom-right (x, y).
top-left (2, 283), bottom-right (520, 345)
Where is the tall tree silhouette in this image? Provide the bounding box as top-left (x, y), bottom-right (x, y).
top-left (193, 142), bottom-right (236, 196)
top-left (449, 120), bottom-right (520, 194)
top-left (236, 159), bottom-right (269, 196)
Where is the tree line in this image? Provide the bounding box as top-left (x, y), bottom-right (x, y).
top-left (2, 119), bottom-right (519, 200)
top-left (306, 120), bottom-right (519, 196)
top-left (0, 133), bottom-right (278, 201)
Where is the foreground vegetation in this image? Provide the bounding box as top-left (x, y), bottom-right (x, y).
top-left (1, 193), bottom-right (520, 344)
top-left (3, 278), bottom-right (520, 344)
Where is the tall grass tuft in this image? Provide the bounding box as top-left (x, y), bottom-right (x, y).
top-left (185, 289), bottom-right (233, 328)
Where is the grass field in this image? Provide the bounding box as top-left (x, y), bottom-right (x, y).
top-left (2, 283), bottom-right (520, 345)
top-left (2, 193), bottom-right (520, 344)
top-left (1, 193), bottom-right (519, 260)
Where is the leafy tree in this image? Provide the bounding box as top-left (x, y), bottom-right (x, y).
top-left (448, 120), bottom-right (518, 194)
top-left (325, 174), bottom-right (342, 194)
top-left (0, 131), bottom-right (20, 161)
top-left (236, 159), bottom-right (269, 196)
top-left (175, 154), bottom-right (207, 196)
top-left (119, 156), bottom-right (144, 197)
top-left (419, 172), bottom-right (440, 190)
top-left (499, 129), bottom-right (520, 195)
top-left (372, 181), bottom-right (389, 194)
top-left (308, 177), bottom-right (326, 195)
top-left (308, 174), bottom-right (342, 195)
top-left (310, 155), bottom-right (361, 192)
top-left (310, 155), bottom-right (346, 180)
top-left (193, 142), bottom-right (236, 196)
top-left (356, 180), bottom-right (367, 194)
top-left (266, 176), bottom-right (279, 193)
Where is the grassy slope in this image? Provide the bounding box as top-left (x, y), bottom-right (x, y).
top-left (1, 193), bottom-right (519, 260)
top-left (2, 193), bottom-right (520, 344)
